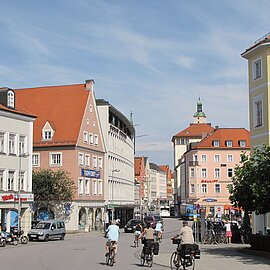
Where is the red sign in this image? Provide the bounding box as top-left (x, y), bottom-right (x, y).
top-left (2, 194), bottom-right (14, 201)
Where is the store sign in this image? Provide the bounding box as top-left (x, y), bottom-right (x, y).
top-left (1, 193), bottom-right (34, 202)
top-left (81, 169), bottom-right (101, 179)
top-left (201, 180), bottom-right (219, 183)
top-left (203, 198), bottom-right (217, 202)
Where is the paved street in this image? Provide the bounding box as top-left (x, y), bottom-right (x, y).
top-left (0, 218), bottom-right (269, 270)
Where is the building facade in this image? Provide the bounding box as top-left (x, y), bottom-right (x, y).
top-left (15, 80), bottom-right (106, 232)
top-left (96, 99), bottom-right (135, 226)
top-left (241, 33), bottom-right (270, 234)
top-left (0, 87), bottom-right (36, 233)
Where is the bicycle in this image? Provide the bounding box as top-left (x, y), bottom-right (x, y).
top-left (140, 241), bottom-right (154, 267)
top-left (170, 238), bottom-right (200, 270)
top-left (201, 229), bottom-right (217, 244)
top-left (154, 231), bottom-right (162, 243)
top-left (106, 241), bottom-right (116, 266)
top-left (134, 232), bottom-right (140, 247)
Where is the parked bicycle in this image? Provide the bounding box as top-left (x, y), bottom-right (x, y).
top-left (170, 238), bottom-right (200, 270)
top-left (106, 241), bottom-right (116, 267)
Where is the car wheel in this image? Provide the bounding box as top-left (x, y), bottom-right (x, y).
top-left (60, 234), bottom-right (65, 240)
top-left (44, 234), bottom-right (49, 242)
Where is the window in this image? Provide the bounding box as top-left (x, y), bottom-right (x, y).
top-left (0, 170), bottom-right (4, 190)
top-left (44, 131), bottom-right (52, 140)
top-left (89, 133), bottom-right (94, 144)
top-left (8, 133), bottom-right (16, 154)
top-left (78, 178), bottom-right (83, 195)
top-left (254, 98), bottom-right (263, 127)
top-left (201, 154), bottom-right (207, 163)
top-left (176, 139), bottom-right (180, 145)
top-left (19, 171), bottom-right (25, 191)
top-left (201, 168), bottom-right (207, 178)
top-left (181, 139), bottom-right (185, 145)
top-left (8, 171), bottom-right (14, 190)
top-left (201, 184), bottom-right (207, 194)
top-left (215, 184), bottom-right (221, 194)
top-left (226, 140), bottom-right (233, 147)
top-left (239, 140), bottom-right (246, 147)
top-left (92, 179), bottom-right (97, 195)
top-left (93, 156), bottom-right (97, 168)
top-left (50, 153), bottom-right (62, 166)
top-left (190, 184), bottom-right (195, 194)
top-left (78, 153), bottom-right (84, 166)
top-left (190, 168), bottom-right (195, 178)
top-left (89, 105), bottom-right (93, 113)
top-left (83, 132), bottom-right (88, 143)
top-left (213, 140), bottom-right (220, 147)
top-left (227, 155), bottom-right (233, 163)
top-left (94, 134), bottom-right (98, 145)
top-left (85, 178), bottom-right (90, 195)
top-left (214, 155), bottom-right (220, 163)
top-left (98, 157), bottom-right (103, 169)
top-left (214, 168), bottom-right (220, 178)
top-left (0, 132), bottom-right (6, 153)
top-left (7, 90), bottom-right (15, 108)
top-left (19, 135), bottom-right (26, 155)
top-left (228, 168), bottom-right (233, 178)
top-left (32, 154), bottom-right (40, 167)
top-left (253, 58), bottom-right (262, 80)
top-left (98, 180), bottom-right (102, 195)
top-left (194, 155), bottom-right (198, 161)
top-left (85, 154), bottom-right (90, 167)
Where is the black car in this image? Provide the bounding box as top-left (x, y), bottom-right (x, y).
top-left (124, 219), bottom-right (142, 233)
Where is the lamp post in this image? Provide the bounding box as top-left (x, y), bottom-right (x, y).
top-left (18, 153), bottom-right (30, 230)
top-left (111, 169), bottom-right (120, 221)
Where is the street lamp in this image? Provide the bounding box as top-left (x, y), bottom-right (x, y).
top-left (18, 152), bottom-right (30, 230)
top-left (111, 169), bottom-right (120, 221)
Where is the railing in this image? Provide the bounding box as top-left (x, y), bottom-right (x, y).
top-left (189, 161), bottom-right (199, 166)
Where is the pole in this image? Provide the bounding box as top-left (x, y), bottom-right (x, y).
top-left (111, 169), bottom-right (120, 221)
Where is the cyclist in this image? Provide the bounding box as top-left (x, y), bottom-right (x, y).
top-left (154, 220), bottom-right (163, 242)
top-left (171, 220), bottom-right (194, 247)
top-left (134, 222), bottom-right (142, 246)
top-left (105, 220), bottom-right (120, 261)
top-left (139, 222), bottom-right (154, 258)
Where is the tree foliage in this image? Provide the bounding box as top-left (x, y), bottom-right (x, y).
top-left (33, 169), bottom-right (76, 204)
top-left (228, 145), bottom-right (270, 215)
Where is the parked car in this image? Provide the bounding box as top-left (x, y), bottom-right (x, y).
top-left (124, 219), bottom-right (142, 233)
top-left (28, 220), bottom-right (66, 241)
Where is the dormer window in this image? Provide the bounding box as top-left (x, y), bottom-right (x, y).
top-left (213, 140), bottom-right (220, 147)
top-left (226, 140), bottom-right (233, 147)
top-left (44, 131), bottom-right (52, 140)
top-left (42, 121), bottom-right (55, 141)
top-left (7, 90), bottom-right (15, 108)
top-left (239, 140), bottom-right (246, 147)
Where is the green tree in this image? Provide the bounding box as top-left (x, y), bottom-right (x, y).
top-left (33, 169), bottom-right (76, 206)
top-left (229, 145), bottom-right (270, 215)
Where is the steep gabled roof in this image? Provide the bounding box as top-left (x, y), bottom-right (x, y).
top-left (193, 128), bottom-right (250, 149)
top-left (0, 103), bottom-right (36, 119)
top-left (172, 123), bottom-right (214, 140)
top-left (15, 83), bottom-right (90, 147)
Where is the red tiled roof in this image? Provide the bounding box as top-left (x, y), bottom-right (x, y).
top-left (172, 123), bottom-right (214, 139)
top-left (194, 128), bottom-right (250, 149)
top-left (15, 83), bottom-right (89, 147)
top-left (0, 104), bottom-right (36, 118)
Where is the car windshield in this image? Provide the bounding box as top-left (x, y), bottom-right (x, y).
top-left (35, 222), bottom-right (51, 230)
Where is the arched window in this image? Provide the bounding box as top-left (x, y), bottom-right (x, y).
top-left (7, 91), bottom-right (15, 108)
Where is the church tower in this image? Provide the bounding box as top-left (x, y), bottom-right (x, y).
top-left (193, 97), bottom-right (206, 123)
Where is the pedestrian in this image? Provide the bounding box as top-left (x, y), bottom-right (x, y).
top-left (224, 221), bottom-right (232, 244)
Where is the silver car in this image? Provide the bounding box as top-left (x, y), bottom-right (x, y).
top-left (28, 220), bottom-right (66, 241)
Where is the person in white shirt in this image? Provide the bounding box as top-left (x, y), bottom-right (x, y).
top-left (154, 221), bottom-right (163, 242)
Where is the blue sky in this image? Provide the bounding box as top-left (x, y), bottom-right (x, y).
top-left (1, 0), bottom-right (270, 168)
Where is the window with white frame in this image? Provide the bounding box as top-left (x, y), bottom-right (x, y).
top-left (227, 154), bottom-right (233, 163)
top-left (78, 153), bottom-right (84, 166)
top-left (78, 178), bottom-right (83, 195)
top-left (89, 105), bottom-right (93, 113)
top-left (201, 168), bottom-right (207, 178)
top-left (8, 133), bottom-right (16, 154)
top-left (0, 170), bottom-right (4, 190)
top-left (201, 154), bottom-right (207, 163)
top-left (253, 97), bottom-right (263, 128)
top-left (50, 153), bottom-right (62, 166)
top-left (7, 90), bottom-right (15, 108)
top-left (83, 132), bottom-right (88, 143)
top-left (98, 157), bottom-right (103, 169)
top-left (253, 58), bottom-right (262, 80)
top-left (213, 140), bottom-right (220, 147)
top-left (215, 183), bottom-right (221, 194)
top-left (239, 140), bottom-right (246, 147)
top-left (193, 154), bottom-right (198, 161)
top-left (32, 153), bottom-right (40, 167)
top-left (98, 180), bottom-right (102, 195)
top-left (19, 135), bottom-right (26, 155)
top-left (85, 178), bottom-right (90, 195)
top-left (190, 168), bottom-right (195, 178)
top-left (214, 155), bottom-right (220, 163)
top-left (226, 140), bottom-right (233, 147)
top-left (0, 132), bottom-right (6, 153)
top-left (228, 168), bottom-right (233, 178)
top-left (201, 184), bottom-right (207, 194)
top-left (190, 183), bottom-right (195, 194)
top-left (93, 156), bottom-right (97, 168)
top-left (8, 171), bottom-right (14, 190)
top-left (94, 134), bottom-right (98, 145)
top-left (85, 154), bottom-right (90, 167)
top-left (43, 130), bottom-right (52, 140)
top-left (214, 168), bottom-right (220, 178)
top-left (89, 133), bottom-right (94, 144)
top-left (19, 171), bottom-right (25, 191)
top-left (92, 179), bottom-right (97, 195)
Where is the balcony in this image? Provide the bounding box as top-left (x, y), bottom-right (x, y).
top-left (189, 161), bottom-right (199, 166)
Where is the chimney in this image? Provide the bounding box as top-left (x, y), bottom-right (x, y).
top-left (215, 125), bottom-right (219, 130)
top-left (85, 79), bottom-right (95, 91)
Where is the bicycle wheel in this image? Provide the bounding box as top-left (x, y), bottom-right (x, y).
top-left (147, 254), bottom-right (153, 268)
top-left (140, 250), bottom-right (145, 266)
top-left (170, 252), bottom-right (180, 270)
top-left (21, 236), bottom-right (28, 244)
top-left (110, 250), bottom-right (115, 267)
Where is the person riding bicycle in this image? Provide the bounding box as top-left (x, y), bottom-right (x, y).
top-left (139, 222), bottom-right (155, 258)
top-left (154, 220), bottom-right (163, 241)
top-left (105, 220), bottom-right (120, 261)
top-left (171, 220), bottom-right (194, 248)
top-left (134, 223), bottom-right (143, 246)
